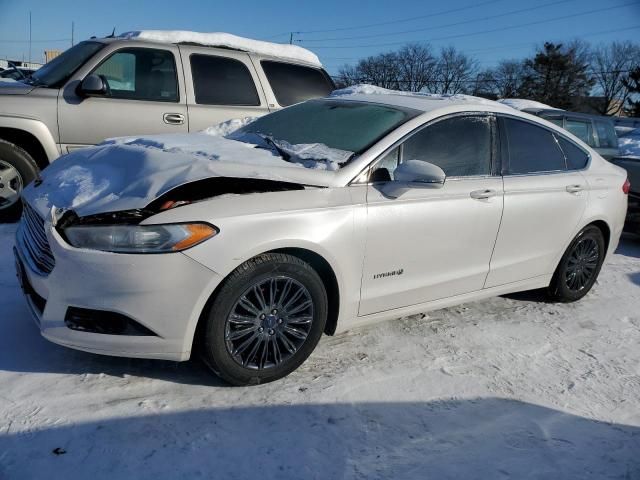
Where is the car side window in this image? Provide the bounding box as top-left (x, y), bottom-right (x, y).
top-left (400, 115), bottom-right (492, 177)
top-left (261, 61), bottom-right (334, 107)
top-left (565, 118), bottom-right (594, 146)
top-left (93, 48), bottom-right (178, 102)
top-left (503, 117), bottom-right (566, 174)
top-left (557, 137), bottom-right (589, 170)
top-left (594, 120), bottom-right (618, 149)
top-left (190, 54), bottom-right (260, 106)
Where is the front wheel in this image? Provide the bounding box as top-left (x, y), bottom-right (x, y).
top-left (0, 139), bottom-right (40, 223)
top-left (547, 225), bottom-right (606, 302)
top-left (199, 253), bottom-right (328, 385)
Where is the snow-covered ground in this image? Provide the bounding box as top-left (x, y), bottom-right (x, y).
top-left (1, 223), bottom-right (639, 479)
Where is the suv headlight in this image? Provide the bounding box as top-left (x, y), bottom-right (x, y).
top-left (64, 223), bottom-right (217, 253)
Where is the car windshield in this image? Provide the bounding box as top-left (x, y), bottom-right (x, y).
top-left (28, 41), bottom-right (104, 88)
top-left (231, 99), bottom-right (420, 168)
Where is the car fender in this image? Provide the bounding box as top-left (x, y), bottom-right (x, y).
top-left (0, 114), bottom-right (60, 161)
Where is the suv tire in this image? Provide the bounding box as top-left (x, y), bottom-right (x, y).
top-left (0, 139), bottom-right (39, 222)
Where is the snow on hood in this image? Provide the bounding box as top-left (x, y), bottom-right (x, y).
top-left (331, 84), bottom-right (499, 106)
top-left (119, 31), bottom-right (322, 67)
top-left (497, 98), bottom-right (560, 111)
top-left (23, 131), bottom-right (338, 218)
top-left (618, 128), bottom-right (640, 157)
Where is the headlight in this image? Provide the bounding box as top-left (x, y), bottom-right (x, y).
top-left (64, 223), bottom-right (218, 253)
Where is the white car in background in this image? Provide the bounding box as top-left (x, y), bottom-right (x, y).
top-left (15, 86), bottom-right (629, 385)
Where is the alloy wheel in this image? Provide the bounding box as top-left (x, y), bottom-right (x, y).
top-left (225, 276), bottom-right (314, 370)
top-left (564, 237), bottom-right (600, 292)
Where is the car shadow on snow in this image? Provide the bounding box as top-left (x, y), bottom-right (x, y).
top-left (616, 234), bottom-right (640, 259)
top-left (1, 398), bottom-right (638, 480)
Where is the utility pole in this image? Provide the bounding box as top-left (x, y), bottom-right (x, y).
top-left (289, 32), bottom-right (293, 45)
top-left (28, 11), bottom-right (32, 64)
top-left (71, 21), bottom-right (75, 46)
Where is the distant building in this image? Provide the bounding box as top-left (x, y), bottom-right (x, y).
top-left (44, 50), bottom-right (62, 63)
top-left (570, 96), bottom-right (626, 117)
top-left (0, 59), bottom-right (43, 70)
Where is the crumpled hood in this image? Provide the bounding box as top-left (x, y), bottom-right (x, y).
top-left (0, 80), bottom-right (35, 95)
top-left (22, 133), bottom-right (338, 219)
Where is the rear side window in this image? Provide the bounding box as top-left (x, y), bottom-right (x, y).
top-left (402, 115), bottom-right (492, 177)
top-left (190, 54), bottom-right (260, 106)
top-left (93, 48), bottom-right (178, 102)
top-left (594, 120), bottom-right (618, 149)
top-left (557, 137), bottom-right (589, 170)
top-left (503, 117), bottom-right (566, 174)
top-left (261, 61), bottom-right (334, 106)
top-left (565, 118), bottom-right (594, 146)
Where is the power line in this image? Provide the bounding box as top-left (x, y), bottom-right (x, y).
top-left (0, 38), bottom-right (71, 43)
top-left (300, 0), bottom-right (577, 42)
top-left (271, 0), bottom-right (504, 36)
top-left (303, 1), bottom-right (640, 49)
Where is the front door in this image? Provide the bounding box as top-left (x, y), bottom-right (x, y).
top-left (359, 113), bottom-right (504, 316)
top-left (58, 45), bottom-right (188, 149)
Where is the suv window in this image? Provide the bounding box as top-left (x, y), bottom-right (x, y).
top-left (401, 115), bottom-right (492, 177)
top-left (190, 54), bottom-right (260, 106)
top-left (503, 117), bottom-right (566, 174)
top-left (557, 137), bottom-right (589, 170)
top-left (594, 119), bottom-right (618, 149)
top-left (93, 48), bottom-right (178, 102)
top-left (261, 61), bottom-right (334, 106)
top-left (565, 117), bottom-right (594, 146)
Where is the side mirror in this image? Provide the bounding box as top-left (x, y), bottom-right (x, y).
top-left (380, 160), bottom-right (446, 198)
top-left (78, 74), bottom-right (108, 97)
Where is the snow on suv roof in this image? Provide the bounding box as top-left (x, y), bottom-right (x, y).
top-left (119, 31), bottom-right (321, 67)
top-left (330, 84), bottom-right (506, 113)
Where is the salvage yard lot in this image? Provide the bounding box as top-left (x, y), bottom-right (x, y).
top-left (1, 223), bottom-right (639, 479)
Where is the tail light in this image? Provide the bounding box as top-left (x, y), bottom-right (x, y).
top-left (623, 178), bottom-right (630, 195)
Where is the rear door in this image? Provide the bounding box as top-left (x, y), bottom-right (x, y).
top-left (485, 116), bottom-right (589, 288)
top-left (180, 46), bottom-right (270, 132)
top-left (58, 45), bottom-right (188, 148)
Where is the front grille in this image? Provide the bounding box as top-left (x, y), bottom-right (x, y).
top-left (17, 202), bottom-right (55, 275)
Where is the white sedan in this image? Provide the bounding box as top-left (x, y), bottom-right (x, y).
top-left (15, 87), bottom-right (629, 385)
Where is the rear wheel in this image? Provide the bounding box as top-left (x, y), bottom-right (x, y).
top-left (0, 139), bottom-right (39, 223)
top-left (199, 253), bottom-right (327, 385)
top-left (547, 225), bottom-right (606, 302)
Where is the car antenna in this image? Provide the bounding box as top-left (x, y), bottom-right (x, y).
top-left (106, 27), bottom-right (116, 38)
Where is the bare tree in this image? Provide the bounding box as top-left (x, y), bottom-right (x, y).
top-left (396, 43), bottom-right (438, 92)
top-left (591, 41), bottom-right (640, 115)
top-left (485, 60), bottom-right (526, 98)
top-left (432, 46), bottom-right (478, 94)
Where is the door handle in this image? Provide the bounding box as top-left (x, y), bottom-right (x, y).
top-left (566, 184), bottom-right (584, 194)
top-left (470, 189), bottom-right (497, 200)
top-left (163, 113), bottom-right (185, 125)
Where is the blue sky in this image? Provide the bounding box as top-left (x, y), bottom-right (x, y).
top-left (1, 0), bottom-right (639, 74)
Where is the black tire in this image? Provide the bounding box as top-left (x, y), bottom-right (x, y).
top-left (547, 225), bottom-right (606, 302)
top-left (0, 139), bottom-right (40, 223)
top-left (199, 253), bottom-right (328, 386)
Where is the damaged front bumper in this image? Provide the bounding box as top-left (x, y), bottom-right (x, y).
top-left (14, 213), bottom-right (223, 361)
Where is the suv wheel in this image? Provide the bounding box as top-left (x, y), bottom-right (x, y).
top-left (0, 139), bottom-right (39, 222)
top-left (199, 253), bottom-right (328, 386)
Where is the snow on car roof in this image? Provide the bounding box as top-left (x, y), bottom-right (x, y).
top-left (330, 84), bottom-right (509, 113)
top-left (118, 31), bottom-right (322, 66)
top-left (497, 98), bottom-right (561, 111)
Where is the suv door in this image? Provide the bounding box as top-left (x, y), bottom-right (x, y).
top-left (359, 114), bottom-right (504, 315)
top-left (181, 46), bottom-right (269, 132)
top-left (58, 45), bottom-right (188, 149)
top-left (485, 116), bottom-right (589, 288)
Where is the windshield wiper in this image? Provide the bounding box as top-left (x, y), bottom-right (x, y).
top-left (256, 134), bottom-right (290, 161)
